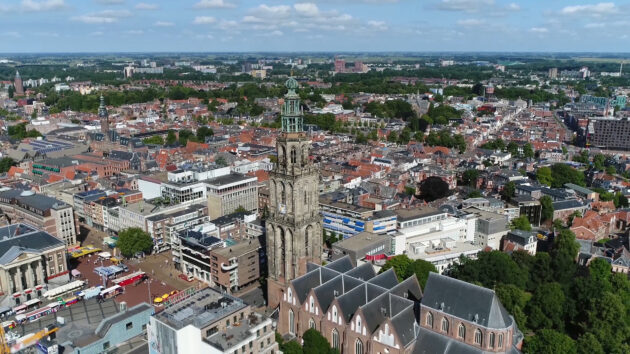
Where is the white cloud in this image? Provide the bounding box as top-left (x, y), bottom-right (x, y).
top-left (294, 3), bottom-right (319, 17)
top-left (194, 0), bottom-right (235, 9)
top-left (529, 27), bottom-right (548, 33)
top-left (217, 20), bottom-right (238, 30)
top-left (94, 0), bottom-right (124, 4)
top-left (561, 2), bottom-right (616, 15)
top-left (21, 0), bottom-right (66, 12)
top-left (72, 10), bottom-right (131, 24)
top-left (506, 3), bottom-right (520, 11)
top-left (367, 20), bottom-right (387, 30)
top-left (125, 29), bottom-right (144, 35)
top-left (89, 31), bottom-right (104, 36)
top-left (250, 4), bottom-right (291, 18)
top-left (457, 18), bottom-right (485, 26)
top-left (434, 0), bottom-right (494, 13)
top-left (269, 30), bottom-right (283, 36)
top-left (193, 16), bottom-right (216, 24)
top-left (155, 21), bottom-right (174, 26)
top-left (135, 2), bottom-right (158, 10)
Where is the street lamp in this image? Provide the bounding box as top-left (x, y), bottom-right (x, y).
top-left (147, 278), bottom-right (153, 304)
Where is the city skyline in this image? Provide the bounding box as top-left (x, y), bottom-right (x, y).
top-left (2, 1), bottom-right (630, 53)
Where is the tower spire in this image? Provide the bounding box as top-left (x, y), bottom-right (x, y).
top-left (281, 77), bottom-right (303, 133)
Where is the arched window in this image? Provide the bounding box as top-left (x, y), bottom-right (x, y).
top-left (332, 329), bottom-right (340, 350)
top-left (458, 324), bottom-right (466, 339)
top-left (291, 147), bottom-right (297, 164)
top-left (441, 318), bottom-right (449, 333)
top-left (356, 316), bottom-right (362, 333)
top-left (281, 146), bottom-right (286, 163)
top-left (426, 312), bottom-right (433, 328)
top-left (309, 296), bottom-right (314, 312)
top-left (309, 318), bottom-right (316, 330)
top-left (474, 329), bottom-right (482, 346)
top-left (498, 333), bottom-right (504, 348)
top-left (489, 332), bottom-right (495, 348)
top-left (355, 339), bottom-right (364, 354)
top-left (332, 306), bottom-right (338, 322)
top-left (288, 309), bottom-right (295, 334)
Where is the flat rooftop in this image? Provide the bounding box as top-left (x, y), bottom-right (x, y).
top-left (206, 173), bottom-right (256, 187)
top-left (212, 238), bottom-right (260, 258)
top-left (334, 232), bottom-right (389, 252)
top-left (154, 287), bottom-right (246, 330)
top-left (394, 207), bottom-right (444, 222)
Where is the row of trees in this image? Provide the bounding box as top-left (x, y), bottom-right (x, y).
top-left (536, 164), bottom-right (586, 188)
top-left (449, 229), bottom-right (630, 353)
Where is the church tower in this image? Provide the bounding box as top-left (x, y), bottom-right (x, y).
top-left (98, 94), bottom-right (109, 141)
top-left (266, 77), bottom-right (322, 309)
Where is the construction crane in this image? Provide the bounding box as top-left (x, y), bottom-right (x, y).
top-left (0, 323), bottom-right (9, 354)
top-left (5, 325), bottom-right (58, 353)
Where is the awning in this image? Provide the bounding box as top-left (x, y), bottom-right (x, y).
top-left (23, 289), bottom-right (32, 294)
top-left (98, 252), bottom-right (112, 258)
top-left (71, 269), bottom-right (81, 277)
top-left (12, 292), bottom-right (20, 298)
top-left (35, 285), bottom-right (44, 290)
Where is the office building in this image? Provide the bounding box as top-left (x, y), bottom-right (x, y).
top-left (148, 287), bottom-right (277, 354)
top-left (586, 117), bottom-right (630, 151)
top-left (0, 189), bottom-right (78, 247)
top-left (206, 173), bottom-right (258, 220)
top-left (14, 70), bottom-right (24, 95)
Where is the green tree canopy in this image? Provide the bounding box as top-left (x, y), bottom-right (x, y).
top-left (523, 329), bottom-right (576, 354)
top-left (550, 163), bottom-right (585, 187)
top-left (419, 176), bottom-right (451, 202)
top-left (540, 195), bottom-right (554, 222)
top-left (0, 157), bottom-right (16, 173)
top-left (536, 167), bottom-right (553, 186)
top-left (511, 215), bottom-right (532, 231)
top-left (302, 328), bottom-right (337, 354)
top-left (461, 169), bottom-right (479, 187)
top-left (117, 227), bottom-right (153, 258)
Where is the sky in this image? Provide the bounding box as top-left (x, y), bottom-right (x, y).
top-left (0, 0), bottom-right (629, 53)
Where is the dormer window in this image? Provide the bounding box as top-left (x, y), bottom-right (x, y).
top-left (426, 312), bottom-right (433, 328)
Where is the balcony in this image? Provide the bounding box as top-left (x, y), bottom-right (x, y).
top-left (221, 262), bottom-right (238, 271)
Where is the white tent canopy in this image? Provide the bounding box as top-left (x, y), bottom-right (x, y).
top-left (42, 280), bottom-right (85, 299)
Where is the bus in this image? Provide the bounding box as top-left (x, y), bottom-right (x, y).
top-left (112, 271), bottom-right (146, 287)
top-left (23, 298), bottom-right (42, 311)
top-left (77, 286), bottom-right (103, 300)
top-left (23, 303), bottom-right (59, 323)
top-left (100, 285), bottom-right (123, 299)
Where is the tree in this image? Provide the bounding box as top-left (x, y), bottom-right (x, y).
top-left (379, 255), bottom-right (412, 281)
top-left (550, 229), bottom-right (580, 285)
top-left (526, 282), bottom-right (566, 331)
top-left (234, 205), bottom-right (248, 213)
top-left (540, 196), bottom-right (554, 222)
top-left (281, 341), bottom-right (303, 354)
top-left (466, 190), bottom-right (482, 198)
top-left (165, 130), bottom-right (177, 145)
top-left (536, 167), bottom-right (553, 186)
top-left (0, 157), bottom-right (16, 173)
top-left (117, 227), bottom-right (154, 258)
top-left (592, 153), bottom-right (606, 170)
top-left (576, 333), bottom-right (605, 354)
top-left (302, 328), bottom-right (336, 354)
top-left (142, 136), bottom-right (164, 145)
top-left (523, 329), bottom-right (576, 354)
top-left (501, 181), bottom-right (516, 200)
top-left (523, 143), bottom-right (535, 158)
top-left (355, 131), bottom-right (367, 144)
top-left (449, 251), bottom-right (528, 289)
top-left (419, 177), bottom-right (451, 202)
top-left (196, 126), bottom-right (214, 142)
top-left (387, 131), bottom-right (398, 143)
top-left (215, 156), bottom-right (227, 166)
top-left (511, 215), bottom-right (532, 231)
top-left (461, 169), bottom-right (479, 187)
top-left (551, 163), bottom-right (585, 187)
top-left (605, 165), bottom-right (617, 175)
top-left (614, 192), bottom-right (629, 208)
top-left (495, 283), bottom-right (530, 314)
top-left (407, 259), bottom-right (437, 288)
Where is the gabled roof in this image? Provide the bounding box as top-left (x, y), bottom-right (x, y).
top-left (413, 327), bottom-right (484, 354)
top-left (422, 273), bottom-right (513, 329)
top-left (324, 256), bottom-right (354, 273)
top-left (367, 268), bottom-right (399, 289)
top-left (391, 306), bottom-right (418, 348)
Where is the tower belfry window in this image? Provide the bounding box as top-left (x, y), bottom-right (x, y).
top-left (291, 148), bottom-right (297, 164)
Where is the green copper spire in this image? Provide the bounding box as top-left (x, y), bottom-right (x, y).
top-left (281, 77), bottom-right (303, 133)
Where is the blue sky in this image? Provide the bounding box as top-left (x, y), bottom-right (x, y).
top-left (0, 0), bottom-right (629, 52)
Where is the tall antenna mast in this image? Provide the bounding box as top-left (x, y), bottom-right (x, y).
top-left (620, 61), bottom-right (624, 76)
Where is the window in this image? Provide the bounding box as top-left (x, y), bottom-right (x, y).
top-left (474, 329), bottom-right (482, 346)
top-left (458, 324), bottom-right (466, 339)
top-left (498, 334), bottom-right (504, 348)
top-left (289, 309), bottom-right (295, 334)
top-left (103, 342), bottom-right (110, 350)
top-left (309, 318), bottom-right (316, 330)
top-left (126, 322), bottom-right (133, 330)
top-left (441, 318), bottom-right (449, 333)
top-left (356, 316), bottom-right (362, 333)
top-left (489, 332), bottom-right (495, 348)
top-left (332, 329), bottom-right (340, 350)
top-left (355, 339), bottom-right (364, 354)
top-left (426, 312), bottom-right (433, 328)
